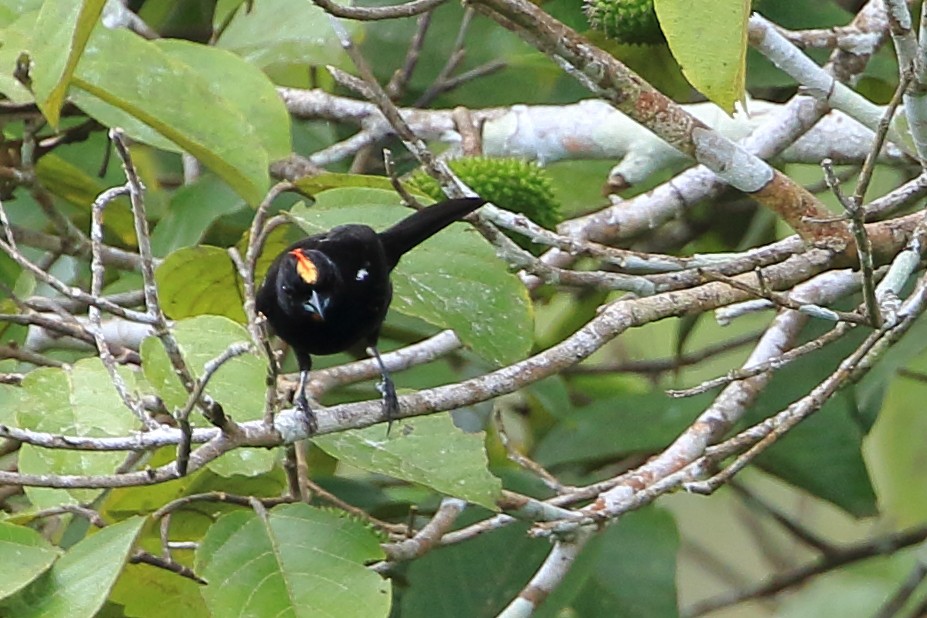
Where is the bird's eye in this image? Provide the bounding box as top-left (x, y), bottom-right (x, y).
top-left (356, 268), bottom-right (369, 281)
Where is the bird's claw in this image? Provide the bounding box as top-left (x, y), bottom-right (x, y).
top-left (295, 392), bottom-right (318, 434)
top-left (377, 378), bottom-right (399, 434)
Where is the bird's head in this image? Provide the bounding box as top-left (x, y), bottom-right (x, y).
top-left (278, 248), bottom-right (337, 321)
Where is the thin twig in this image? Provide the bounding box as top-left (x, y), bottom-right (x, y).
top-left (668, 323), bottom-right (852, 398)
top-left (377, 497), bottom-right (465, 568)
top-left (110, 129), bottom-right (231, 431)
top-left (568, 330), bottom-right (761, 376)
top-left (0, 345), bottom-right (64, 367)
top-left (683, 524), bottom-right (927, 617)
top-left (386, 12), bottom-right (433, 99)
top-left (853, 69), bottom-right (911, 206)
top-left (729, 481), bottom-right (837, 554)
top-left (174, 342), bottom-right (253, 474)
top-left (822, 159), bottom-right (882, 327)
top-left (88, 183), bottom-right (154, 428)
top-left (241, 182), bottom-right (293, 426)
top-left (494, 408), bottom-right (564, 492)
top-left (130, 551), bottom-right (208, 585)
top-left (311, 0), bottom-right (447, 21)
top-left (303, 475), bottom-right (407, 535)
top-left (32, 504), bottom-right (106, 527)
top-left (283, 445), bottom-right (302, 500)
top-left (872, 544), bottom-right (927, 618)
top-left (294, 441), bottom-right (311, 502)
top-left (414, 9), bottom-right (476, 107)
top-left (383, 149), bottom-right (423, 208)
top-left (152, 491), bottom-right (294, 520)
top-left (699, 269), bottom-right (867, 324)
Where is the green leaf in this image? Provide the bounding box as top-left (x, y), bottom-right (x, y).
top-left (150, 176), bottom-right (247, 257)
top-left (35, 153), bottom-right (136, 247)
top-left (0, 13), bottom-right (38, 104)
top-left (523, 375), bottom-right (572, 419)
top-left (747, 323), bottom-right (877, 517)
top-left (196, 503), bottom-right (390, 618)
top-left (73, 27), bottom-right (270, 205)
top-left (534, 391), bottom-right (712, 467)
top-left (154, 223), bottom-right (296, 321)
top-left (854, 310), bottom-right (927, 431)
top-left (16, 359), bottom-right (141, 509)
top-left (155, 39), bottom-right (291, 160)
top-left (0, 383), bottom-right (22, 426)
top-left (140, 315), bottom-right (272, 477)
top-left (0, 517), bottom-right (145, 618)
top-left (775, 549), bottom-right (915, 618)
top-left (31, 0), bottom-right (105, 126)
top-left (0, 0), bottom-right (42, 25)
top-left (867, 310), bottom-right (927, 525)
top-left (654, 0), bottom-right (747, 113)
top-left (314, 415), bottom-right (502, 510)
top-left (215, 0), bottom-right (355, 70)
top-left (98, 448), bottom-right (201, 519)
top-left (155, 246), bottom-right (246, 322)
top-left (402, 515), bottom-right (548, 617)
top-left (538, 508), bottom-right (680, 618)
top-left (290, 188), bottom-right (533, 366)
top-left (0, 522), bottom-right (61, 600)
top-left (110, 562), bottom-right (209, 618)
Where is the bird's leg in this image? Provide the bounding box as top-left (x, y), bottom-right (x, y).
top-left (295, 355), bottom-right (318, 433)
top-left (366, 345), bottom-right (399, 433)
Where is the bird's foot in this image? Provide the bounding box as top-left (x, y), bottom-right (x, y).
top-left (377, 377), bottom-right (399, 435)
top-left (295, 391), bottom-right (318, 434)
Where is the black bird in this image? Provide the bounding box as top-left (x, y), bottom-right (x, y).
top-left (256, 197), bottom-right (486, 430)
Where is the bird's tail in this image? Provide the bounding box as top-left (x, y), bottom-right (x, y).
top-left (379, 197), bottom-right (486, 268)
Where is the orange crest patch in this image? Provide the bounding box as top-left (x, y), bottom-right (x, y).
top-left (289, 249), bottom-right (318, 284)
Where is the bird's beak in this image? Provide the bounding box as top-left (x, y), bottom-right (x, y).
top-left (304, 289), bottom-right (328, 321)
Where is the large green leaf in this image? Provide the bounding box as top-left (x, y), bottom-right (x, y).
top-left (0, 12), bottom-right (39, 104)
top-left (0, 522), bottom-right (61, 600)
top-left (215, 0), bottom-right (355, 70)
top-left (866, 312), bottom-right (927, 526)
top-left (538, 508), bottom-right (680, 618)
top-left (31, 0), bottom-right (105, 126)
top-left (155, 246), bottom-right (247, 322)
top-left (155, 39), bottom-right (291, 160)
top-left (775, 549), bottom-right (916, 618)
top-left (534, 391), bottom-right (713, 467)
top-left (0, 0), bottom-right (42, 25)
top-left (0, 383), bottom-right (22, 425)
top-left (99, 448), bottom-right (201, 519)
top-left (150, 176), bottom-right (248, 257)
top-left (314, 415), bottom-right (502, 510)
top-left (654, 0), bottom-right (747, 113)
top-left (72, 27), bottom-right (270, 205)
top-left (16, 359), bottom-right (141, 509)
top-left (0, 517), bottom-right (145, 618)
top-left (196, 503), bottom-right (390, 618)
top-left (35, 153), bottom-right (137, 247)
top-left (290, 188), bottom-right (533, 366)
top-left (140, 315), bottom-right (272, 477)
top-left (154, 220), bottom-right (296, 323)
top-left (357, 0), bottom-right (580, 108)
top-left (111, 562), bottom-right (209, 618)
top-left (402, 515), bottom-right (549, 618)
top-left (746, 323), bottom-right (878, 517)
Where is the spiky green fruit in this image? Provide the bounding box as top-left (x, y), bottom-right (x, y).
top-left (585, 0), bottom-right (663, 45)
top-left (407, 157), bottom-right (561, 234)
